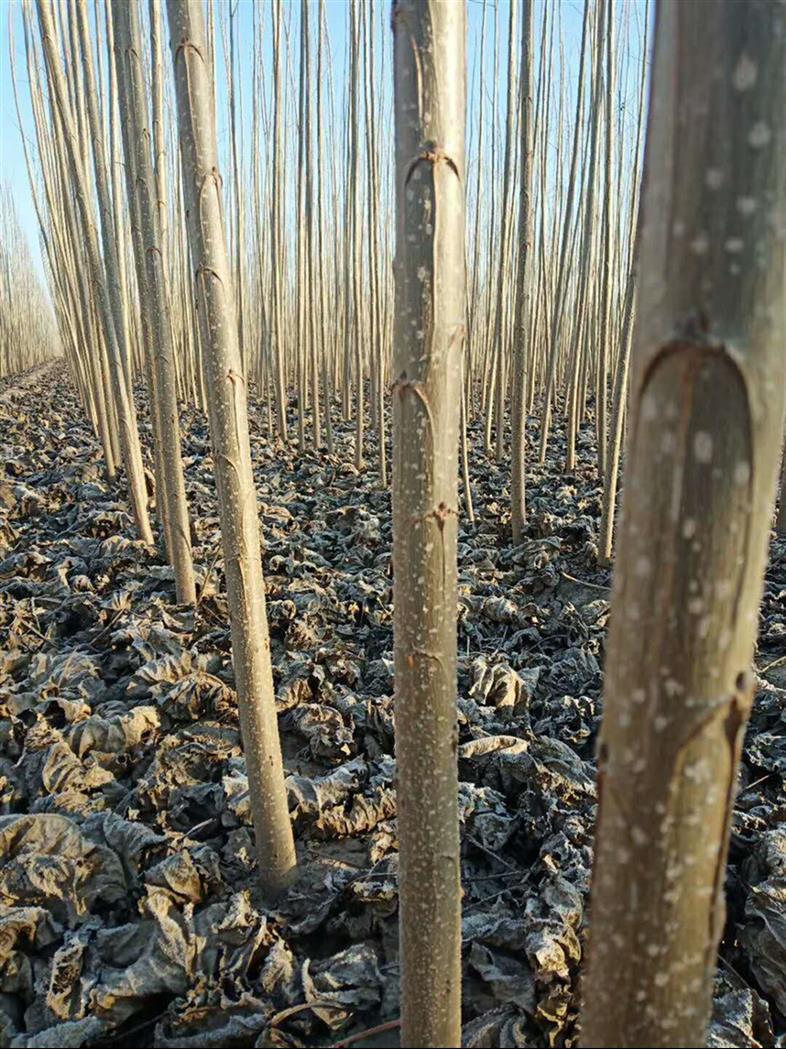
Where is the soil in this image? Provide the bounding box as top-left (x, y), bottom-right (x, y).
top-left (1, 361), bottom-right (783, 1048)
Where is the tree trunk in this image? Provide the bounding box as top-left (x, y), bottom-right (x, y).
top-left (581, 2), bottom-right (786, 1046)
top-left (167, 0), bottom-right (297, 898)
top-left (596, 223), bottom-right (639, 568)
top-left (510, 0), bottom-right (534, 543)
top-left (35, 0), bottom-right (153, 547)
top-left (595, 0), bottom-right (615, 478)
top-left (777, 440), bottom-right (786, 534)
top-left (112, 0), bottom-right (196, 605)
top-left (350, 4), bottom-right (364, 469)
top-left (270, 0), bottom-right (288, 442)
top-left (392, 1), bottom-right (465, 1045)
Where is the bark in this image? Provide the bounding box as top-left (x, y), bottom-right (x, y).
top-left (460, 369), bottom-right (474, 524)
top-left (350, 4), bottom-right (364, 469)
top-left (596, 257), bottom-right (636, 567)
top-left (270, 0), bottom-right (288, 442)
top-left (581, 3), bottom-right (786, 1045)
top-left (35, 0), bottom-right (154, 547)
top-left (491, 0), bottom-right (517, 467)
top-left (167, 0), bottom-right (297, 898)
top-left (227, 1), bottom-right (245, 373)
top-left (392, 1), bottom-right (465, 1045)
top-left (105, 0), bottom-right (169, 553)
top-left (595, 0), bottom-right (615, 477)
top-left (316, 0), bottom-right (333, 457)
top-left (112, 0), bottom-right (196, 605)
top-left (597, 1), bottom-right (650, 565)
top-left (540, 0), bottom-right (602, 464)
top-left (553, 2), bottom-right (591, 474)
top-left (295, 0), bottom-right (310, 452)
top-left (510, 0), bottom-right (534, 543)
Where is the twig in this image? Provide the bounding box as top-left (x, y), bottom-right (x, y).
top-left (760, 653), bottom-right (786, 674)
top-left (466, 834), bottom-right (519, 871)
top-left (21, 619), bottom-right (48, 644)
top-left (740, 772), bottom-right (774, 793)
top-left (89, 607), bottom-right (127, 648)
top-left (465, 870), bottom-right (522, 884)
top-left (560, 570), bottom-right (610, 593)
top-left (464, 886), bottom-right (517, 912)
top-left (717, 952), bottom-right (749, 989)
top-left (332, 1018), bottom-right (402, 1048)
top-left (95, 1011), bottom-right (165, 1045)
top-left (196, 543), bottom-right (223, 608)
top-left (270, 999), bottom-right (344, 1027)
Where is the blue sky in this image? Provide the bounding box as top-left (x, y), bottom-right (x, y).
top-left (2, 0), bottom-right (41, 276)
top-left (0, 0), bottom-right (648, 284)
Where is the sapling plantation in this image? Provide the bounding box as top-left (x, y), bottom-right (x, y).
top-left (0, 1), bottom-right (784, 1048)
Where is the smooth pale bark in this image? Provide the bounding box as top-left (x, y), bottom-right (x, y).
top-left (112, 0), bottom-right (196, 605)
top-left (349, 4), bottom-right (364, 469)
top-left (9, 26), bottom-right (96, 415)
top-left (597, 2), bottom-right (650, 565)
top-left (270, 0), bottom-right (288, 441)
top-left (481, 0), bottom-right (500, 456)
top-left (553, 2), bottom-right (591, 473)
top-left (466, 0), bottom-right (487, 427)
top-left (392, 1), bottom-right (465, 1045)
top-left (596, 236), bottom-right (637, 567)
top-left (35, 0), bottom-right (153, 547)
top-left (305, 3), bottom-right (320, 451)
top-left (149, 0), bottom-right (169, 277)
top-left (490, 0), bottom-right (517, 466)
top-left (540, 0), bottom-right (603, 465)
top-left (581, 3), bottom-right (786, 1046)
top-left (460, 369), bottom-right (474, 523)
top-left (227, 2), bottom-right (245, 373)
top-left (295, 0), bottom-right (309, 451)
top-left (38, 1), bottom-right (119, 474)
top-left (104, 0), bottom-right (171, 547)
top-left (106, 8), bottom-right (134, 397)
top-left (510, 0), bottom-right (534, 543)
top-left (363, 3), bottom-right (385, 484)
top-left (595, 0), bottom-right (615, 476)
top-left (167, 0), bottom-right (296, 898)
top-left (341, 15), bottom-right (354, 425)
top-left (0, 190), bottom-right (57, 376)
top-left (58, 2), bottom-right (119, 474)
top-left (316, 0), bottom-right (333, 457)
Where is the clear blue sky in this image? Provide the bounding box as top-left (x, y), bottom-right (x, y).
top-left (0, 0), bottom-right (648, 284)
top-left (2, 0), bottom-right (43, 277)
top-left (1, 0), bottom-right (365, 278)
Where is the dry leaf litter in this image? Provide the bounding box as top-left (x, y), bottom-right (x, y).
top-left (1, 363), bottom-right (784, 1048)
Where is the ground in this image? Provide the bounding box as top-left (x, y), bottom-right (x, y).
top-left (0, 362), bottom-right (783, 1048)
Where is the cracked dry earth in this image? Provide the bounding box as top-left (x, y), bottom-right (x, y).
top-left (0, 361), bottom-right (784, 1048)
